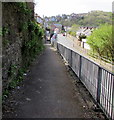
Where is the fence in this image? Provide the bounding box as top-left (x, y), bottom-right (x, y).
top-left (54, 42), bottom-right (114, 120)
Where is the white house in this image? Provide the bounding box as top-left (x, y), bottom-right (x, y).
top-left (76, 27), bottom-right (96, 50)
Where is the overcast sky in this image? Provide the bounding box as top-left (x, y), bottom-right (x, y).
top-left (34, 0), bottom-right (113, 17)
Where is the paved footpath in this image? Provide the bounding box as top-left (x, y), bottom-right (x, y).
top-left (3, 44), bottom-right (105, 118)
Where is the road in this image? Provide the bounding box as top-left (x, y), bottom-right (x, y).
top-left (3, 44), bottom-right (105, 118)
top-left (57, 34), bottom-right (75, 50)
top-left (57, 34), bottom-right (88, 57)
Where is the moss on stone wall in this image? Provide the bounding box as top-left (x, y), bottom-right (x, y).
top-left (2, 2), bottom-right (44, 94)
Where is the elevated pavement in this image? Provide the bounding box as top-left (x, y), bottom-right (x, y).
top-left (3, 44), bottom-right (105, 118)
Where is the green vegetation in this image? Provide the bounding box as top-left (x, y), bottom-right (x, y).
top-left (47, 11), bottom-right (112, 27)
top-left (2, 27), bottom-right (9, 37)
top-left (78, 11), bottom-right (112, 26)
top-left (68, 24), bottom-right (79, 37)
top-left (22, 21), bottom-right (45, 66)
top-left (2, 2), bottom-right (45, 99)
top-left (3, 21), bottom-right (45, 99)
top-left (87, 24), bottom-right (113, 62)
top-left (0, 28), bottom-right (2, 36)
top-left (2, 27), bottom-right (10, 46)
top-left (15, 2), bottom-right (32, 15)
top-left (70, 24), bottom-right (80, 31)
top-left (8, 65), bottom-right (18, 78)
top-left (3, 39), bottom-right (9, 46)
top-left (79, 34), bottom-right (86, 41)
top-left (68, 31), bottom-right (76, 37)
top-left (3, 66), bottom-right (26, 99)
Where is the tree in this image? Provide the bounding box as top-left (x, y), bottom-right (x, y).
top-left (68, 24), bottom-right (80, 37)
top-left (87, 24), bottom-right (113, 61)
top-left (71, 24), bottom-right (80, 32)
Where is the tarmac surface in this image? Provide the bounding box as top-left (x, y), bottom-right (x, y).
top-left (3, 44), bottom-right (106, 118)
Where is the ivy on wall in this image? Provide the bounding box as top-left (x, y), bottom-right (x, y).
top-left (2, 2), bottom-right (45, 98)
top-left (22, 20), bottom-right (45, 68)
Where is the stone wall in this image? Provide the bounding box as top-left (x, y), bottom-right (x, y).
top-left (2, 2), bottom-right (35, 89)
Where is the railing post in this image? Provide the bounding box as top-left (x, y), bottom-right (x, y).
top-left (57, 43), bottom-right (59, 51)
top-left (70, 50), bottom-right (72, 67)
top-left (79, 55), bottom-right (82, 79)
top-left (97, 67), bottom-right (102, 103)
top-left (111, 75), bottom-right (114, 119)
top-left (57, 42), bottom-right (58, 50)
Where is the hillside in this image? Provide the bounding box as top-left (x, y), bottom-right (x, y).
top-left (45, 11), bottom-right (112, 27)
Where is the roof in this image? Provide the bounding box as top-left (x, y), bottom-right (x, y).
top-left (53, 24), bottom-right (62, 28)
top-left (77, 27), bottom-right (95, 36)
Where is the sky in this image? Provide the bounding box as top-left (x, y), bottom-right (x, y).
top-left (34, 0), bottom-right (113, 17)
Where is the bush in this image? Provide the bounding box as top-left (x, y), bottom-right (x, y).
top-left (68, 31), bottom-right (76, 37)
top-left (22, 21), bottom-right (44, 66)
top-left (79, 34), bottom-right (86, 41)
top-left (87, 24), bottom-right (113, 61)
top-left (68, 24), bottom-right (79, 37)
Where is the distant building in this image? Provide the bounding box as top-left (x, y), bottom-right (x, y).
top-left (45, 18), bottom-right (49, 22)
top-left (54, 24), bottom-right (62, 29)
top-left (34, 14), bottom-right (43, 25)
top-left (50, 16), bottom-right (57, 22)
top-left (51, 24), bottom-right (62, 32)
top-left (76, 26), bottom-right (97, 50)
top-left (44, 22), bottom-right (49, 28)
top-left (76, 26), bottom-right (96, 38)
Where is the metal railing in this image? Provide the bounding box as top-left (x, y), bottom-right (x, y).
top-left (54, 42), bottom-right (114, 120)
